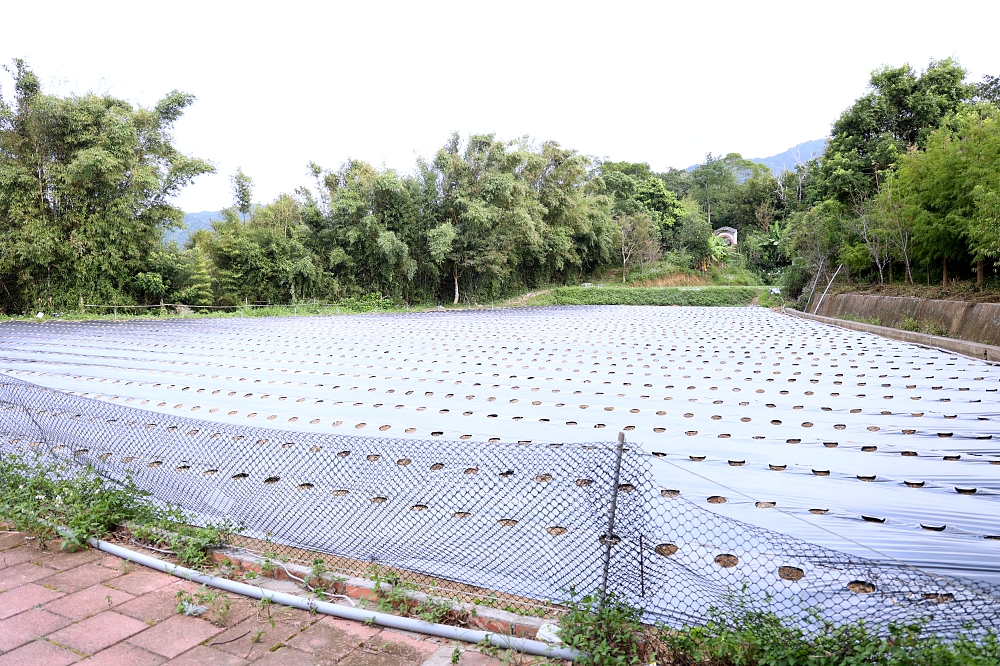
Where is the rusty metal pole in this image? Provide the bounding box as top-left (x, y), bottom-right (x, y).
top-left (599, 431), bottom-right (625, 607)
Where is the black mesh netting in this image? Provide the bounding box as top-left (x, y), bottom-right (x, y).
top-left (2, 375), bottom-right (999, 632)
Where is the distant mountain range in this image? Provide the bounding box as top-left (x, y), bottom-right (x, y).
top-left (165, 210), bottom-right (222, 245)
top-left (686, 138), bottom-right (827, 174)
top-left (749, 139), bottom-right (826, 174)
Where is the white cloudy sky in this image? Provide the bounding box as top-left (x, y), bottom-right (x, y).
top-left (2, 0), bottom-right (997, 213)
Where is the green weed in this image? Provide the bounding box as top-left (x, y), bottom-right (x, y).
top-left (526, 286), bottom-right (761, 307)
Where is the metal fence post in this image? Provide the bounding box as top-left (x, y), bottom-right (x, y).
top-left (599, 431), bottom-right (625, 607)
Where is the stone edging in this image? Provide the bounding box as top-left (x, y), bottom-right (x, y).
top-left (208, 547), bottom-right (550, 639)
top-left (784, 309), bottom-right (1000, 362)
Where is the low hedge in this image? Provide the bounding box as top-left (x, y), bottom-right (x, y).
top-left (527, 286), bottom-right (762, 307)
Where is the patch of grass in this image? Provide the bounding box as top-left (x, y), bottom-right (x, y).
top-left (0, 452), bottom-right (234, 565)
top-left (659, 608), bottom-right (1000, 666)
top-left (559, 593), bottom-right (648, 666)
top-left (0, 453), bottom-right (157, 550)
top-left (175, 586), bottom-right (233, 626)
top-left (525, 286), bottom-right (762, 307)
top-left (367, 565), bottom-right (468, 625)
top-left (899, 316), bottom-right (920, 331)
top-left (555, 592), bottom-right (1000, 666)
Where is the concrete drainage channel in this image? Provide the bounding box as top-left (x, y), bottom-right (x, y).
top-left (786, 308), bottom-right (1000, 362)
top-left (81, 533), bottom-right (579, 660)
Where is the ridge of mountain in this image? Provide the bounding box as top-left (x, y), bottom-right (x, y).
top-left (685, 138), bottom-right (827, 173)
top-left (166, 210), bottom-right (222, 245)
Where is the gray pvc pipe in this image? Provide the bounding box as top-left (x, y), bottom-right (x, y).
top-left (85, 535), bottom-right (579, 660)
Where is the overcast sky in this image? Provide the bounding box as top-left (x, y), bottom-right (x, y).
top-left (2, 0), bottom-right (997, 213)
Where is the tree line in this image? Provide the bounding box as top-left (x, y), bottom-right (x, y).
top-left (1, 58), bottom-right (998, 313)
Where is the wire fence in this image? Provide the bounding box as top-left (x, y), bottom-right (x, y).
top-left (2, 374), bottom-right (999, 633)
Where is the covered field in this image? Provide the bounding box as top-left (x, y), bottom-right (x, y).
top-left (1, 306), bottom-right (999, 626)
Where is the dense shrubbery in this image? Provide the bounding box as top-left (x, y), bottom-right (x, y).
top-left (528, 286), bottom-right (761, 307)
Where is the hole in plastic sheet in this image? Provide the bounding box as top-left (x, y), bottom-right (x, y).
top-left (430, 463), bottom-right (445, 471)
top-left (371, 496), bottom-right (387, 503)
top-left (203, 469), bottom-right (217, 476)
top-left (728, 460), bottom-right (745, 466)
top-left (576, 478), bottom-right (593, 487)
top-left (332, 489), bottom-right (349, 496)
top-left (922, 524), bottom-right (946, 531)
top-left (943, 454), bottom-right (961, 461)
top-left (599, 534), bottom-right (621, 545)
top-left (147, 461), bottom-right (162, 468)
top-left (714, 554), bottom-right (738, 567)
top-left (175, 465), bottom-right (190, 472)
top-left (337, 450), bottom-right (350, 458)
top-left (834, 424), bottom-right (846, 430)
top-left (618, 483), bottom-right (635, 492)
top-left (298, 483), bottom-right (314, 490)
top-left (655, 543), bottom-right (678, 556)
top-left (232, 473), bottom-right (249, 480)
top-left (778, 566), bottom-right (804, 581)
top-left (660, 489), bottom-right (680, 498)
top-left (769, 464), bottom-right (786, 471)
top-left (453, 511), bottom-right (471, 518)
top-left (922, 592), bottom-right (955, 603)
top-left (813, 469), bottom-right (830, 476)
top-left (809, 508), bottom-right (829, 514)
top-left (707, 495), bottom-right (727, 504)
top-left (547, 526), bottom-right (568, 536)
top-left (861, 446), bottom-right (877, 452)
top-left (366, 454), bottom-right (381, 462)
top-left (405, 428), bottom-right (417, 434)
top-left (379, 425), bottom-right (391, 431)
top-left (689, 455), bottom-right (705, 462)
top-left (685, 430), bottom-right (698, 436)
top-left (857, 475), bottom-right (876, 482)
top-left (848, 581), bottom-right (875, 594)
top-left (756, 501), bottom-right (776, 508)
top-left (498, 519), bottom-right (518, 527)
top-left (862, 515), bottom-right (886, 523)
top-left (536, 474), bottom-right (553, 482)
top-left (264, 476), bottom-right (280, 484)
top-left (396, 458), bottom-right (411, 466)
top-left (956, 487), bottom-right (977, 495)
top-left (411, 504), bottom-right (427, 511)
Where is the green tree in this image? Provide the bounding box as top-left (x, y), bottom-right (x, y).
top-left (600, 161), bottom-right (684, 249)
top-left (688, 153), bottom-right (754, 227)
top-left (892, 103), bottom-right (1000, 287)
top-left (812, 58), bottom-right (976, 209)
top-left (613, 213), bottom-right (656, 282)
top-left (230, 168), bottom-right (254, 223)
top-left (0, 59), bottom-right (213, 313)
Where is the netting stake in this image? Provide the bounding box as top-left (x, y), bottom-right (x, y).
top-left (639, 534), bottom-right (645, 597)
top-left (599, 431), bottom-right (625, 607)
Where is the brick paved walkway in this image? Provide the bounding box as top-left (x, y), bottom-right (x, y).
top-left (0, 532), bottom-right (510, 666)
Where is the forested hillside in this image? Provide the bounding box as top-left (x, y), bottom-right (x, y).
top-left (1, 58), bottom-right (998, 314)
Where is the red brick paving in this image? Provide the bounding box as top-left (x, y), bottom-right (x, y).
top-left (0, 531), bottom-right (512, 665)
top-left (45, 584), bottom-right (135, 621)
top-left (0, 639), bottom-right (78, 666)
top-left (0, 609), bottom-right (70, 652)
top-left (47, 611), bottom-right (149, 654)
top-left (128, 614), bottom-right (225, 658)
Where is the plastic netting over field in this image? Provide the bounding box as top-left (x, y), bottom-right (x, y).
top-left (2, 374), bottom-right (999, 632)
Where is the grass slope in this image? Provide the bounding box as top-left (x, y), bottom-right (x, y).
top-left (526, 286), bottom-right (762, 307)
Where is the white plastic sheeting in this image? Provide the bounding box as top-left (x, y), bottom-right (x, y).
top-left (1, 306), bottom-right (998, 586)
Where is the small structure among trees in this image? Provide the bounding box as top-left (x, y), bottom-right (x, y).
top-left (714, 227), bottom-right (738, 246)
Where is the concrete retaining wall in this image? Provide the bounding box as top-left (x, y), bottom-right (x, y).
top-left (813, 293), bottom-right (1000, 347)
top-left (786, 308), bottom-right (1000, 362)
